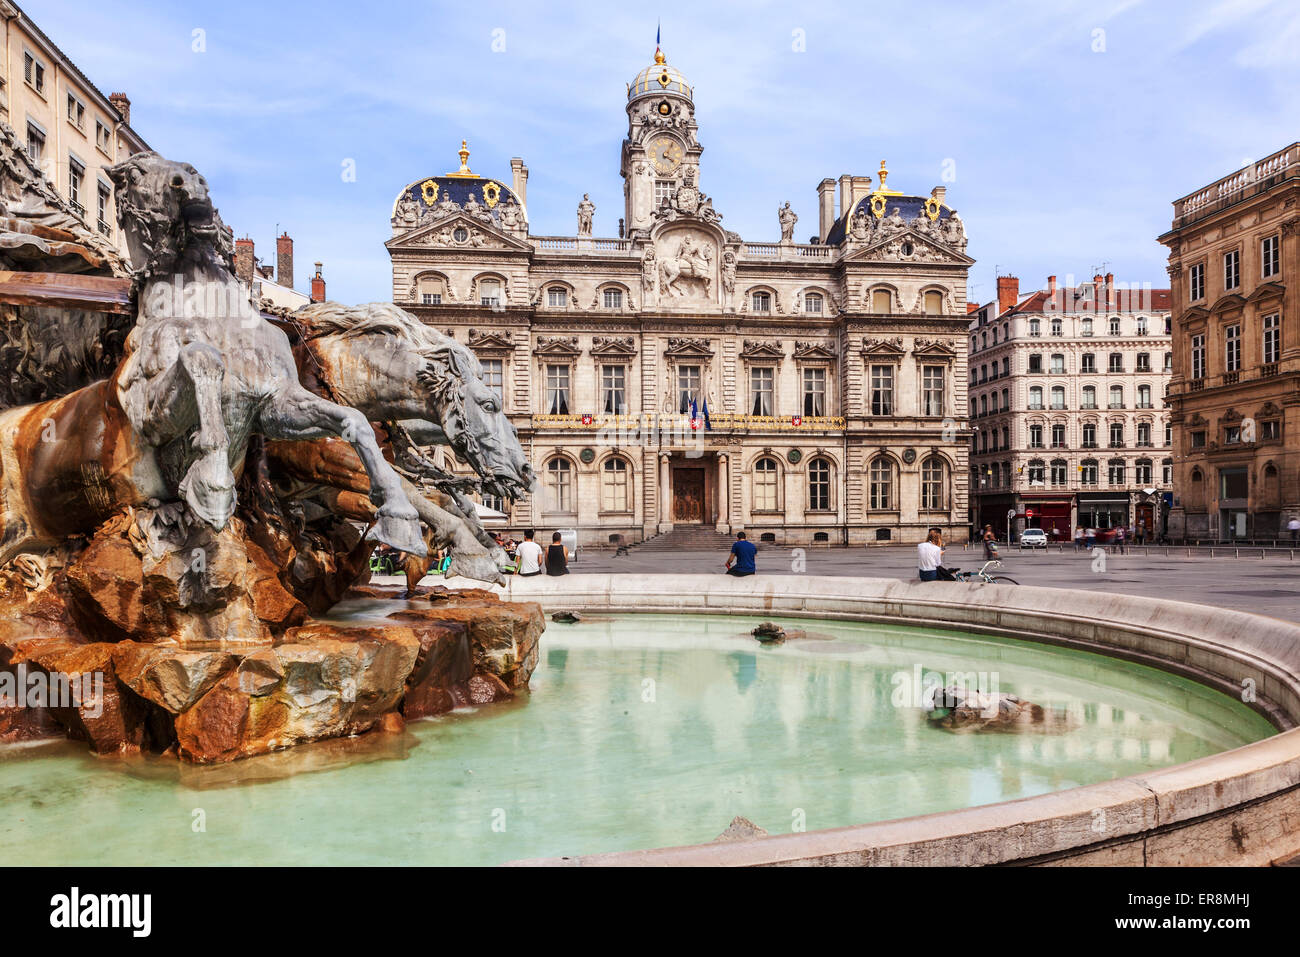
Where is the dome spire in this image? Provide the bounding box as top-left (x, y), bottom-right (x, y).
top-left (654, 20), bottom-right (665, 64)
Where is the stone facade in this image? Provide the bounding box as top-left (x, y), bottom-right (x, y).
top-left (0, 0), bottom-right (149, 258)
top-left (1159, 145), bottom-right (1300, 541)
top-left (968, 274), bottom-right (1173, 541)
top-left (387, 50), bottom-right (974, 547)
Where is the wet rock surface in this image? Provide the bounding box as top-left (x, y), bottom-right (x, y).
top-left (924, 686), bottom-right (1075, 733)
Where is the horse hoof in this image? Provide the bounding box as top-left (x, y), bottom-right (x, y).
top-left (179, 454), bottom-right (237, 530)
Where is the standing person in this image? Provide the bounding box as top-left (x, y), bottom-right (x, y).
top-left (982, 525), bottom-right (999, 561)
top-left (513, 529), bottom-right (544, 577)
top-left (1136, 520), bottom-right (1146, 546)
top-left (545, 531), bottom-right (569, 576)
top-left (725, 531), bottom-right (757, 577)
top-left (917, 529), bottom-right (945, 582)
top-left (1115, 524), bottom-right (1126, 554)
top-left (1288, 516), bottom-right (1300, 545)
top-left (1085, 526), bottom-right (1096, 549)
top-left (1073, 526), bottom-right (1084, 551)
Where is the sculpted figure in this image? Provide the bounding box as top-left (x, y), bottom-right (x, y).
top-left (778, 201), bottom-right (797, 243)
top-left (0, 152), bottom-right (425, 566)
top-left (641, 246), bottom-right (656, 292)
top-left (577, 193), bottom-right (595, 236)
top-left (394, 192), bottom-right (419, 227)
top-left (658, 235), bottom-right (713, 298)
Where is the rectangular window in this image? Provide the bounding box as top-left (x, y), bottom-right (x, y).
top-left (1108, 461), bottom-right (1126, 486)
top-left (95, 119), bottom-right (112, 153)
top-left (1224, 249), bottom-right (1240, 290)
top-left (479, 280), bottom-right (501, 307)
top-left (1136, 352), bottom-right (1151, 372)
top-left (1137, 423), bottom-right (1152, 446)
top-left (1081, 386), bottom-right (1097, 410)
top-left (545, 364), bottom-right (570, 415)
top-left (751, 291), bottom-right (771, 313)
top-left (480, 359), bottom-right (504, 403)
top-left (1050, 461), bottom-right (1067, 486)
top-left (654, 180), bottom-right (674, 206)
top-left (1082, 423), bottom-right (1097, 448)
top-left (25, 123), bottom-right (44, 166)
top-left (68, 157), bottom-right (85, 214)
top-left (1262, 420), bottom-right (1281, 440)
top-left (1110, 422), bottom-right (1125, 447)
top-left (1108, 353), bottom-right (1123, 373)
top-left (1081, 317), bottom-right (1094, 337)
top-left (1028, 354), bottom-right (1043, 374)
top-left (601, 364), bottom-right (626, 414)
top-left (1051, 424), bottom-right (1066, 448)
top-left (1028, 424), bottom-right (1044, 448)
top-left (749, 366), bottom-right (774, 416)
top-left (1190, 430), bottom-right (1206, 449)
top-left (1220, 467), bottom-right (1248, 499)
top-left (1028, 386), bottom-right (1043, 410)
top-left (802, 367), bottom-right (826, 417)
top-left (1225, 324), bottom-right (1241, 372)
top-left (1189, 263), bottom-right (1205, 301)
top-left (1081, 353), bottom-right (1096, 373)
top-left (1191, 334), bottom-right (1205, 379)
top-left (1263, 235), bottom-right (1280, 278)
top-left (67, 94), bottom-right (86, 130)
top-left (870, 365), bottom-right (894, 416)
top-left (1050, 354), bottom-right (1065, 374)
top-left (1136, 317), bottom-right (1149, 335)
top-left (96, 181), bottom-right (112, 236)
top-left (804, 293), bottom-right (823, 314)
top-left (603, 288), bottom-right (623, 309)
top-left (1028, 318), bottom-right (1041, 337)
top-left (547, 287), bottom-right (567, 308)
top-left (1109, 317), bottom-right (1121, 336)
top-left (677, 365), bottom-right (701, 414)
top-left (23, 51), bottom-right (45, 94)
top-left (1263, 313), bottom-right (1280, 365)
top-left (921, 366), bottom-right (944, 417)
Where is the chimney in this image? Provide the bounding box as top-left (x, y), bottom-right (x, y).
top-left (310, 262), bottom-right (326, 303)
top-left (931, 186), bottom-right (947, 206)
top-left (838, 174), bottom-right (854, 225)
top-left (851, 175), bottom-right (874, 209)
top-left (817, 178), bottom-right (835, 241)
top-left (1104, 271), bottom-right (1114, 305)
top-left (996, 275), bottom-right (1020, 316)
top-left (108, 92), bottom-right (131, 126)
top-left (276, 232), bottom-right (294, 289)
top-left (234, 236), bottom-right (254, 284)
top-left (510, 157), bottom-right (528, 206)
top-left (1047, 275), bottom-right (1056, 293)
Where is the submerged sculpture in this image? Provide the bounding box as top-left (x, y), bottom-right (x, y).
top-left (0, 150), bottom-right (541, 762)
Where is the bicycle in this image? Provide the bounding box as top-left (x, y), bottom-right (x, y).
top-left (943, 559), bottom-right (1019, 586)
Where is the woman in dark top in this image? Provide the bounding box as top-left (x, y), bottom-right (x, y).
top-left (545, 531), bottom-right (569, 576)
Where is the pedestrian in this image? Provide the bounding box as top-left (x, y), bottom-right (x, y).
top-left (918, 529), bottom-right (944, 582)
top-left (725, 530), bottom-right (757, 577)
top-left (513, 529), bottom-right (544, 577)
top-left (1116, 525), bottom-right (1126, 555)
top-left (982, 524), bottom-right (999, 561)
top-left (1073, 526), bottom-right (1083, 551)
top-left (1137, 520), bottom-right (1146, 546)
top-left (1085, 526), bottom-right (1096, 549)
top-left (1288, 517), bottom-right (1300, 545)
top-left (545, 531), bottom-right (569, 576)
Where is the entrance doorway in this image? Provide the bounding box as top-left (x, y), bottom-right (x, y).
top-left (673, 467), bottom-right (705, 523)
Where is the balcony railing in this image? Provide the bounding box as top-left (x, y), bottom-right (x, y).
top-left (529, 412), bottom-right (847, 433)
top-left (1174, 144), bottom-right (1298, 223)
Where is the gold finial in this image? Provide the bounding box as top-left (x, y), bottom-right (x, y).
top-left (877, 159), bottom-right (889, 192)
top-left (448, 139), bottom-right (476, 178)
top-left (654, 49), bottom-right (666, 64)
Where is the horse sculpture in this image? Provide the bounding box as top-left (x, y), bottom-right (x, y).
top-left (0, 152), bottom-right (425, 566)
top-left (657, 236), bottom-right (713, 298)
top-left (262, 301), bottom-right (535, 584)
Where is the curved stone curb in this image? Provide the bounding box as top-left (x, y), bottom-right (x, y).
top-left (443, 574), bottom-right (1300, 866)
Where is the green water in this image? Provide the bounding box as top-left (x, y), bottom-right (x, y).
top-left (0, 611), bottom-right (1276, 866)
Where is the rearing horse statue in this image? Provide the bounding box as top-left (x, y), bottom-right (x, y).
top-left (0, 152), bottom-right (425, 565)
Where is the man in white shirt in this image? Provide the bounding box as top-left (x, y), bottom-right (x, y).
top-left (514, 529), bottom-right (544, 577)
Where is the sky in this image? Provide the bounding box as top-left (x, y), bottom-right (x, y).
top-left (26, 0), bottom-right (1300, 306)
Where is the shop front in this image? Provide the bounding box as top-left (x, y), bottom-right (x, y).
top-left (1019, 493), bottom-right (1073, 544)
top-left (1077, 492), bottom-right (1130, 532)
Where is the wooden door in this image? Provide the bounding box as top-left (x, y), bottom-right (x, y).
top-left (673, 468), bottom-right (705, 523)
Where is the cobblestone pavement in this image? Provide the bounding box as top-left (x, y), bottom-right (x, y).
top-left (466, 543), bottom-right (1300, 623)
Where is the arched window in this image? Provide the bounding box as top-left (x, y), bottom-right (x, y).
top-left (753, 456), bottom-right (779, 511)
top-left (869, 456), bottom-right (894, 510)
top-left (1027, 459), bottom-right (1045, 484)
top-left (545, 457), bottom-right (572, 512)
top-left (921, 456), bottom-right (947, 510)
top-left (872, 289), bottom-right (893, 313)
top-left (1081, 459), bottom-right (1099, 485)
top-left (1050, 385), bottom-right (1066, 409)
top-left (1109, 384), bottom-right (1124, 408)
top-left (923, 290), bottom-right (944, 315)
top-left (1137, 384), bottom-right (1152, 408)
top-left (601, 457), bottom-right (631, 512)
top-left (1050, 459), bottom-right (1067, 485)
top-left (1162, 458), bottom-right (1173, 484)
top-left (1082, 385), bottom-right (1097, 409)
top-left (1050, 353), bottom-right (1065, 373)
top-left (807, 457), bottom-right (832, 511)
top-left (1029, 386), bottom-right (1043, 410)
top-left (1135, 458), bottom-right (1153, 485)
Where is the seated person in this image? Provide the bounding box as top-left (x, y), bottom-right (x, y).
top-left (724, 531), bottom-right (757, 577)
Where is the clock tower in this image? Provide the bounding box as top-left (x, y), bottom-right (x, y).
top-left (621, 47), bottom-right (701, 237)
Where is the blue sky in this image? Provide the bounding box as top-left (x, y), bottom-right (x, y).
top-left (28, 0), bottom-right (1300, 305)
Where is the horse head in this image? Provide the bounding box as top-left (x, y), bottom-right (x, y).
top-left (105, 152), bottom-right (233, 286)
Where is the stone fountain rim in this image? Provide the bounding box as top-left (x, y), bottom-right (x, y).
top-left (444, 573), bottom-right (1300, 867)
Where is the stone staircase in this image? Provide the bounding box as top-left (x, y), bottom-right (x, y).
top-left (631, 525), bottom-right (739, 552)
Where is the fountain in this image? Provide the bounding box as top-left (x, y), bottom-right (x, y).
top-left (0, 132), bottom-right (542, 764)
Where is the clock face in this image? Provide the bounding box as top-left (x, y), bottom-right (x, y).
top-left (649, 136), bottom-right (683, 175)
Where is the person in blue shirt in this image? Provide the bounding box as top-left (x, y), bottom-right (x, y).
top-left (725, 531), bottom-right (757, 577)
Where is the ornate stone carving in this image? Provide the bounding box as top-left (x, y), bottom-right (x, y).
top-left (467, 328), bottom-right (514, 351)
top-left (740, 339), bottom-right (785, 359)
top-left (656, 231), bottom-right (715, 300)
top-left (577, 193), bottom-right (595, 236)
top-left (664, 336), bottom-right (714, 357)
top-left (393, 191), bottom-right (419, 228)
top-left (591, 335), bottom-right (637, 356)
top-left (862, 335), bottom-right (905, 353)
top-left (778, 202), bottom-right (797, 243)
top-left (794, 340), bottom-right (836, 360)
top-left (535, 335), bottom-right (581, 355)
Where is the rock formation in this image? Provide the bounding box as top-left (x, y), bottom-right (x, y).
top-left (923, 686), bottom-right (1075, 733)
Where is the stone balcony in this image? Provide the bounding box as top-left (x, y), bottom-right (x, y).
top-left (527, 412), bottom-right (847, 434)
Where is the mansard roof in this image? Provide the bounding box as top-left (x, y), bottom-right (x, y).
top-left (825, 194), bottom-right (953, 246)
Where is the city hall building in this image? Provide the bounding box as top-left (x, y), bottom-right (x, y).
top-left (386, 48), bottom-right (974, 547)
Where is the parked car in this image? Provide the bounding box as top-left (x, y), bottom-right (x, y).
top-left (1019, 528), bottom-right (1048, 549)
